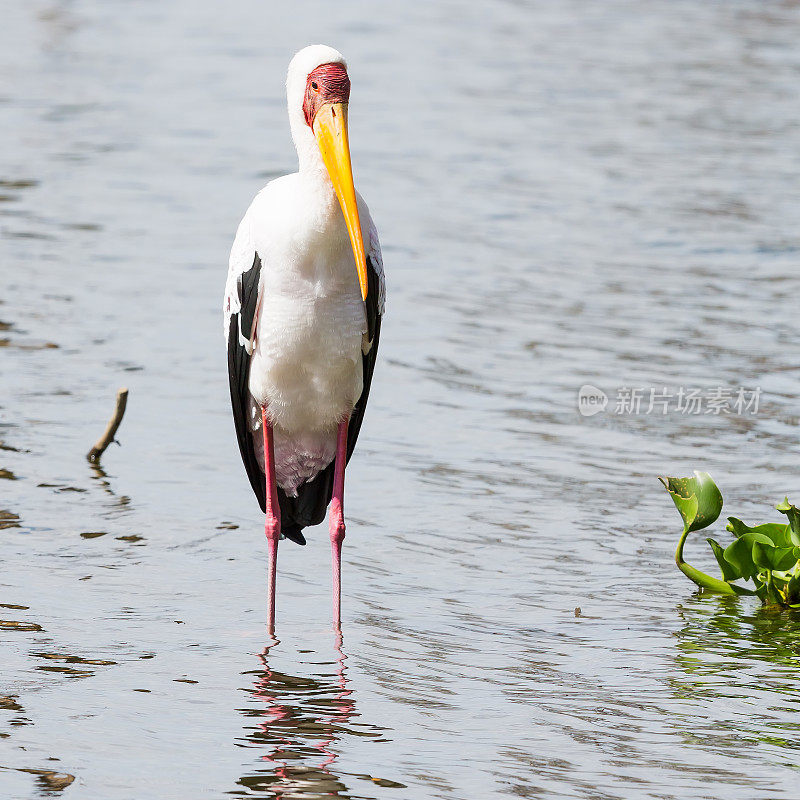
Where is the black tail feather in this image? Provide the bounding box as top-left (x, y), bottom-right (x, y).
top-left (281, 522), bottom-right (307, 546)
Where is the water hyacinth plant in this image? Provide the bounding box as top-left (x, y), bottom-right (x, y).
top-left (660, 472), bottom-right (800, 607)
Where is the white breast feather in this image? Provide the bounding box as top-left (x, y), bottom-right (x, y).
top-left (224, 175), bottom-right (380, 494)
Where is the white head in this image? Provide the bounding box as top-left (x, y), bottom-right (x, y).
top-left (286, 44), bottom-right (347, 159)
top-left (284, 45), bottom-right (369, 302)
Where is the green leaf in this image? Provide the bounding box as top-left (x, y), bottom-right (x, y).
top-left (762, 572), bottom-right (785, 606)
top-left (660, 472), bottom-right (723, 533)
top-left (786, 573), bottom-right (800, 604)
top-left (771, 573), bottom-right (792, 604)
top-left (777, 499), bottom-right (800, 546)
top-left (751, 541), bottom-right (798, 572)
top-left (707, 538), bottom-right (743, 581)
top-left (664, 473), bottom-right (756, 597)
top-left (722, 532), bottom-right (773, 581)
top-left (725, 518), bottom-right (792, 547)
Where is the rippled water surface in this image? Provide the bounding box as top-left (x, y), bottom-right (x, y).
top-left (3, 1), bottom-right (800, 798)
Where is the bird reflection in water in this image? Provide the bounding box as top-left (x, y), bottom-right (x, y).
top-left (234, 633), bottom-right (382, 799)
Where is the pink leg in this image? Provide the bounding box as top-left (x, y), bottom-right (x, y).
top-left (262, 407), bottom-right (281, 634)
top-left (329, 419), bottom-right (349, 630)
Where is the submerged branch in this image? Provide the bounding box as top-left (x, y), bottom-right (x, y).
top-left (87, 388), bottom-right (128, 464)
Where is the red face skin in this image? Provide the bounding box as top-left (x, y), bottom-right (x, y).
top-left (302, 63), bottom-right (351, 128)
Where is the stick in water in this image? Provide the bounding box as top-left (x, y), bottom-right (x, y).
top-left (87, 388), bottom-right (129, 463)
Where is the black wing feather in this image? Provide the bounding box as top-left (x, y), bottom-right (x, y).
top-left (277, 256), bottom-right (382, 538)
top-left (227, 253), bottom-right (266, 513)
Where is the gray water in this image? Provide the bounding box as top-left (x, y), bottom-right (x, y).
top-left (2, 1), bottom-right (800, 798)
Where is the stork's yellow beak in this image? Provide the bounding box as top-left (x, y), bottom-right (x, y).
top-left (313, 102), bottom-right (368, 301)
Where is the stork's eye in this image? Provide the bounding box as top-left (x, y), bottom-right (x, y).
top-left (311, 81), bottom-right (319, 91)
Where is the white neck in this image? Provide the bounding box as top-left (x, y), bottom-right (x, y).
top-left (291, 130), bottom-right (336, 217)
top-left (290, 117), bottom-right (327, 177)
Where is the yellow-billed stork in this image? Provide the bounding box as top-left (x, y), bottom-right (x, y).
top-left (223, 45), bottom-right (384, 633)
